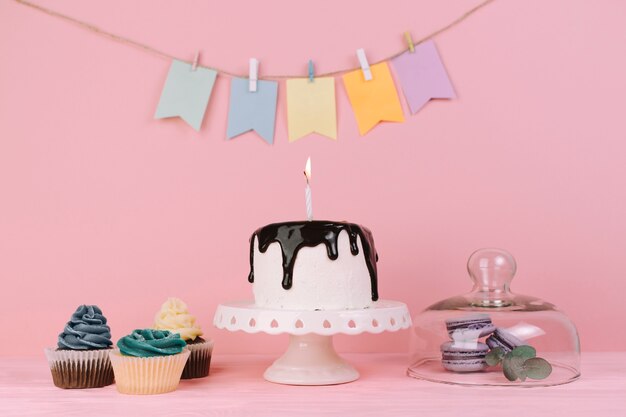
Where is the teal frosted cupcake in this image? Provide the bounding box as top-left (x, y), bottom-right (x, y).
top-left (44, 305), bottom-right (114, 389)
top-left (109, 329), bottom-right (189, 395)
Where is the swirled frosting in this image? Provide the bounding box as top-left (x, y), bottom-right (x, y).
top-left (57, 305), bottom-right (113, 350)
top-left (117, 329), bottom-right (187, 357)
top-left (153, 298), bottom-right (203, 341)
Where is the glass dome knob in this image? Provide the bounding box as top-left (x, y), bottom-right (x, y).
top-left (467, 248), bottom-right (517, 307)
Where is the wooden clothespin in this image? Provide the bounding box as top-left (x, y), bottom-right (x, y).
top-left (404, 31), bottom-right (415, 53)
top-left (356, 48), bottom-right (372, 81)
top-left (308, 60), bottom-right (314, 82)
top-left (249, 58), bottom-right (258, 92)
top-left (191, 50), bottom-right (200, 71)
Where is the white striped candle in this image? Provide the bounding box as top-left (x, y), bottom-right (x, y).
top-left (304, 157), bottom-right (313, 221)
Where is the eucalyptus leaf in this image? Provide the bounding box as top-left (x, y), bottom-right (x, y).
top-left (503, 356), bottom-right (527, 382)
top-left (509, 345), bottom-right (537, 360)
top-left (524, 357), bottom-right (553, 380)
top-left (485, 348), bottom-right (505, 366)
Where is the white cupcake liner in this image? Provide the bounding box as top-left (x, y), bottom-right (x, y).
top-left (181, 339), bottom-right (214, 379)
top-left (44, 347), bottom-right (114, 389)
top-left (109, 348), bottom-right (190, 395)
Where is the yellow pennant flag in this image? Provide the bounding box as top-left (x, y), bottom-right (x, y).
top-left (342, 62), bottom-right (404, 135)
top-left (286, 77), bottom-right (337, 141)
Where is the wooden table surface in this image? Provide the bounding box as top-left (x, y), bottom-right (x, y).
top-left (1, 353), bottom-right (625, 416)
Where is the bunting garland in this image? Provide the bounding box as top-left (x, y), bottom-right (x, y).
top-left (159, 43), bottom-right (450, 140)
top-left (14, 0), bottom-right (497, 144)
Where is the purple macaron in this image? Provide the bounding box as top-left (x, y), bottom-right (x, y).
top-left (445, 314), bottom-right (496, 340)
top-left (486, 328), bottom-right (526, 353)
top-left (440, 341), bottom-right (489, 372)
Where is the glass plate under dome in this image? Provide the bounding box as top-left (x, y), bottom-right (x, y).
top-left (408, 248), bottom-right (580, 387)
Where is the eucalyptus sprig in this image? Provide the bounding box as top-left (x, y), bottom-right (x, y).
top-left (485, 345), bottom-right (552, 382)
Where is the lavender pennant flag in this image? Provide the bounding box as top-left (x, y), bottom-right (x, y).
top-left (226, 77), bottom-right (278, 144)
top-left (391, 40), bottom-right (456, 114)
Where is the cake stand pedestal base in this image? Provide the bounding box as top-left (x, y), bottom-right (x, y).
top-left (214, 300), bottom-right (411, 386)
top-left (264, 334), bottom-right (358, 385)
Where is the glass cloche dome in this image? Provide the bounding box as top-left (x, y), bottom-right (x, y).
top-left (408, 248), bottom-right (580, 387)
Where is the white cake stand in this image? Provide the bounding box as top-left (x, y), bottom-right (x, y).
top-left (213, 299), bottom-right (411, 385)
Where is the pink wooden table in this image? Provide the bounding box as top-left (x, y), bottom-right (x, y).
top-left (2, 353), bottom-right (625, 416)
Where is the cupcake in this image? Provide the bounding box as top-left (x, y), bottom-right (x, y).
top-left (109, 329), bottom-right (189, 395)
top-left (154, 297), bottom-right (214, 379)
top-left (44, 305), bottom-right (114, 389)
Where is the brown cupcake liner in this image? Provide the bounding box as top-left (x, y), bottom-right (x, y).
top-left (44, 348), bottom-right (114, 389)
top-left (181, 339), bottom-right (214, 379)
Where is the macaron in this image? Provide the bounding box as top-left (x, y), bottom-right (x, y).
top-left (440, 341), bottom-right (489, 372)
top-left (445, 314), bottom-right (496, 340)
top-left (486, 328), bottom-right (526, 353)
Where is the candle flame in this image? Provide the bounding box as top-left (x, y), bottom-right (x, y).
top-left (304, 157), bottom-right (312, 182)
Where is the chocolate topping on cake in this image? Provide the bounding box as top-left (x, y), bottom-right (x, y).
top-left (248, 221), bottom-right (379, 301)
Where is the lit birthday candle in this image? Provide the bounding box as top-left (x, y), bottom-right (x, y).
top-left (304, 157), bottom-right (313, 221)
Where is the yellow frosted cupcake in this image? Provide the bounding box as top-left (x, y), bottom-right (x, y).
top-left (154, 297), bottom-right (214, 379)
top-left (109, 329), bottom-right (189, 395)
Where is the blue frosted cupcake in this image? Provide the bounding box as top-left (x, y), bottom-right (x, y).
top-left (44, 305), bottom-right (114, 389)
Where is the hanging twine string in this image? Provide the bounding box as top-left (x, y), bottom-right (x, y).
top-left (14, 0), bottom-right (496, 79)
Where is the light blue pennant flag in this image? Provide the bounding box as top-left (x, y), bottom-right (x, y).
top-left (154, 59), bottom-right (217, 131)
top-left (226, 77), bottom-right (278, 144)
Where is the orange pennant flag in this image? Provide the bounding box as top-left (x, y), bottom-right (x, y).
top-left (342, 62), bottom-right (404, 135)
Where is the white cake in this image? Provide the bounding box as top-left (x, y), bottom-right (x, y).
top-left (247, 221), bottom-right (379, 311)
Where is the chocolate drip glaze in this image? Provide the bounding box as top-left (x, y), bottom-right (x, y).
top-left (248, 221), bottom-right (379, 301)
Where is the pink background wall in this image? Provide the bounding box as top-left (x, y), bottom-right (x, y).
top-left (1, 0), bottom-right (625, 357)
